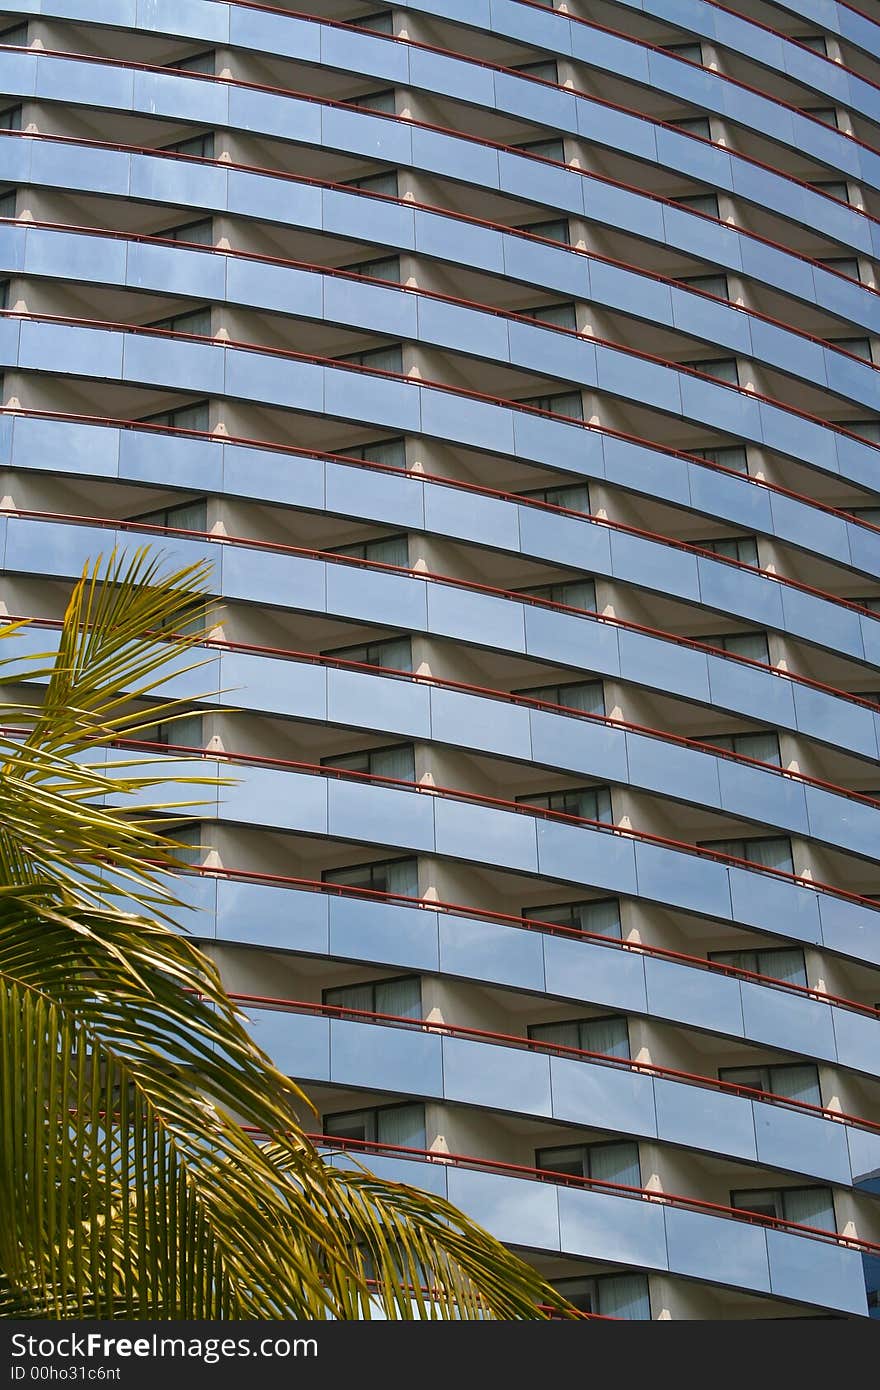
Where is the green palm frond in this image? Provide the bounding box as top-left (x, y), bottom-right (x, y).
top-left (0, 549), bottom-right (576, 1320)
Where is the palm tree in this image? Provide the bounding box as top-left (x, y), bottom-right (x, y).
top-left (0, 550), bottom-right (574, 1320)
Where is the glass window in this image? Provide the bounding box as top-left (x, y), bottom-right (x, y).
top-left (139, 400), bottom-right (210, 432)
top-left (719, 1061), bottom-right (821, 1106)
top-left (323, 1102), bottom-right (425, 1150)
top-left (514, 679), bottom-right (605, 716)
top-left (0, 106), bottom-right (21, 131)
top-left (168, 821), bottom-right (203, 866)
top-left (518, 784), bottom-right (612, 824)
top-left (700, 729), bottom-right (781, 765)
top-left (321, 635), bottom-right (412, 671)
top-left (552, 1272), bottom-right (651, 1319)
top-left (692, 444), bottom-right (749, 474)
top-left (342, 169), bottom-right (398, 197)
top-left (512, 60), bottom-right (559, 84)
top-left (334, 343), bottom-right (403, 374)
top-left (536, 1139), bottom-right (640, 1187)
top-left (695, 534), bottom-right (759, 566)
top-left (679, 272), bottom-right (729, 300)
top-left (702, 629), bottom-right (769, 662)
top-left (324, 974), bottom-right (421, 1020)
top-left (342, 254), bottom-right (400, 282)
top-left (348, 89), bottom-right (396, 114)
top-left (158, 219), bottom-right (213, 245)
top-left (708, 945), bottom-right (807, 987)
top-left (519, 301), bottom-right (578, 331)
top-left (515, 137), bottom-right (566, 163)
top-left (803, 106), bottom-right (839, 128)
top-left (161, 132), bottom-right (214, 159)
top-left (517, 479), bottom-right (590, 513)
top-left (809, 179), bottom-right (850, 204)
top-left (343, 11), bottom-right (393, 34)
top-left (818, 256), bottom-right (861, 282)
top-left (323, 856), bottom-right (419, 897)
top-left (519, 390), bottom-right (584, 419)
top-left (529, 1014), bottom-right (630, 1058)
top-left (796, 34), bottom-right (828, 55)
top-left (167, 51), bottom-right (215, 74)
top-left (336, 436), bottom-right (406, 470)
top-left (675, 191), bottom-right (719, 218)
top-left (686, 356), bottom-right (740, 386)
top-left (0, 188), bottom-right (16, 219)
top-left (844, 421), bottom-right (880, 445)
top-left (329, 533), bottom-right (409, 567)
top-left (322, 742), bottom-right (415, 782)
top-left (516, 578), bottom-right (596, 612)
top-left (525, 897), bottom-right (621, 938)
top-left (853, 596), bottom-right (880, 614)
top-left (0, 280), bottom-right (8, 310)
top-left (516, 217), bottom-right (570, 245)
top-left (663, 41), bottom-right (704, 64)
top-left (848, 506), bottom-right (880, 528)
top-left (130, 497), bottom-right (208, 532)
top-left (731, 1185), bottom-right (835, 1231)
top-left (830, 337), bottom-right (873, 363)
top-left (0, 24), bottom-right (28, 46)
top-left (136, 714), bottom-right (204, 749)
top-left (698, 835), bottom-right (793, 874)
top-left (148, 307), bottom-right (212, 338)
top-left (669, 115), bottom-right (712, 140)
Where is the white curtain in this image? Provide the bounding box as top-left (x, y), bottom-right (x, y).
top-left (377, 1103), bottom-right (425, 1149)
top-left (375, 976), bottom-right (421, 1019)
top-left (598, 1274), bottom-right (651, 1320)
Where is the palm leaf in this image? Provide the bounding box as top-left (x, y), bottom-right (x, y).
top-left (0, 550), bottom-right (576, 1320)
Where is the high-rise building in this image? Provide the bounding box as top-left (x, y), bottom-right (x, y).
top-left (0, 0), bottom-right (879, 1320)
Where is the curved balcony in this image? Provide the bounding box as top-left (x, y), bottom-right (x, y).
top-left (224, 998), bottom-right (880, 1244)
top-left (2, 129), bottom-right (876, 342)
top-left (314, 1135), bottom-right (871, 1315)
top-left (4, 1), bottom-right (878, 193)
top-left (5, 511), bottom-right (880, 771)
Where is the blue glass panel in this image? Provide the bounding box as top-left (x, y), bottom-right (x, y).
top-left (536, 819), bottom-right (638, 897)
top-left (327, 668), bottom-right (430, 740)
top-left (739, 982), bottom-right (836, 1060)
top-left (753, 1102), bottom-right (852, 1186)
top-left (329, 1018), bottom-right (443, 1095)
top-left (438, 913), bottom-right (544, 991)
top-left (327, 778), bottom-right (434, 853)
top-left (446, 1169), bottom-right (560, 1251)
top-left (654, 1077), bottom-right (756, 1161)
top-left (430, 686), bottom-right (530, 759)
top-left (247, 1008), bottom-right (330, 1082)
top-left (328, 894), bottom-right (440, 974)
top-left (550, 1054), bottom-right (656, 1136)
top-left (766, 1230), bottom-right (867, 1316)
top-left (434, 798), bottom-right (538, 873)
top-left (542, 932), bottom-right (648, 1014)
top-left (665, 1206), bottom-right (769, 1292)
top-left (646, 957), bottom-right (744, 1037)
top-left (442, 1036), bottom-right (552, 1116)
top-left (830, 1007), bottom-right (880, 1077)
top-left (557, 1185), bottom-right (667, 1269)
top-left (529, 711), bottom-right (627, 786)
top-left (215, 880), bottom-right (329, 955)
top-left (227, 767), bottom-right (328, 836)
top-left (428, 583), bottom-right (525, 651)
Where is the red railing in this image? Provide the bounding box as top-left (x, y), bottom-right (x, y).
top-left (10, 586), bottom-right (880, 822)
top-left (304, 1129), bottom-right (880, 1255)
top-left (3, 41), bottom-right (879, 239)
top-left (187, 862), bottom-right (880, 1022)
top-left (1, 123), bottom-right (876, 314)
top-left (114, 734), bottom-right (880, 914)
top-left (6, 300), bottom-right (879, 508)
top-left (10, 498), bottom-right (880, 720)
top-left (228, 0), bottom-right (880, 118)
top-left (5, 211), bottom-right (878, 393)
top-left (229, 990), bottom-right (880, 1150)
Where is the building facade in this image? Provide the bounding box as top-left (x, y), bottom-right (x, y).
top-left (0, 0), bottom-right (879, 1319)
